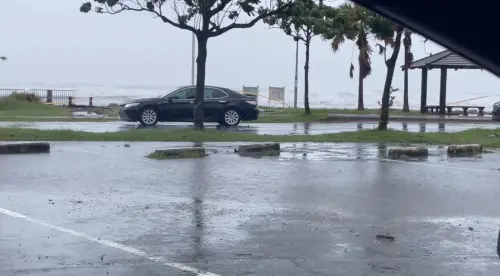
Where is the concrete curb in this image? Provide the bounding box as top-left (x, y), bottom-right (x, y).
top-left (237, 143), bottom-right (280, 157)
top-left (147, 147), bottom-right (207, 159)
top-left (0, 142), bottom-right (50, 154)
top-left (447, 144), bottom-right (483, 157)
top-left (388, 147), bottom-right (429, 158)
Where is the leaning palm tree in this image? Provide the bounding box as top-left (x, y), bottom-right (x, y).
top-left (323, 3), bottom-right (378, 111)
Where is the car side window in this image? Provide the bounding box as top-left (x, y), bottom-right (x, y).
top-left (169, 88), bottom-right (195, 100)
top-left (169, 89), bottom-right (187, 99)
top-left (185, 88), bottom-right (195, 99)
top-left (205, 88), bottom-right (228, 99)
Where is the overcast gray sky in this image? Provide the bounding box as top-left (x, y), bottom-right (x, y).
top-left (1, 0), bottom-right (500, 107)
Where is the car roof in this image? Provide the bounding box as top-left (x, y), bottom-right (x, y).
top-left (177, 85), bottom-right (234, 90)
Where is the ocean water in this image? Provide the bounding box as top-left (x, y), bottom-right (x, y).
top-left (3, 84), bottom-right (498, 111)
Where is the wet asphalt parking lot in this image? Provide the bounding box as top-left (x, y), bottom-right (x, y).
top-left (1, 142), bottom-right (500, 275)
top-left (1, 121), bottom-right (500, 134)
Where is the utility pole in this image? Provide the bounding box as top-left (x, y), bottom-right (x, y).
top-left (293, 36), bottom-right (299, 108)
top-left (191, 33), bottom-right (196, 85)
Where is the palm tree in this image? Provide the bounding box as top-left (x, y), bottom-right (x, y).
top-left (324, 3), bottom-right (379, 111)
top-left (402, 28), bottom-right (413, 112)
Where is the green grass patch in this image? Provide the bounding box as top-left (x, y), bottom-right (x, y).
top-left (0, 94), bottom-right (70, 117)
top-left (2, 127), bottom-right (500, 147)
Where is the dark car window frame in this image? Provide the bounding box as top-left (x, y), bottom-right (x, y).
top-left (204, 87), bottom-right (229, 100)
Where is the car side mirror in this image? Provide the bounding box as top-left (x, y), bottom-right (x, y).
top-left (167, 97), bottom-right (173, 103)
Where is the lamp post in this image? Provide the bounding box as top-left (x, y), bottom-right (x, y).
top-left (293, 36), bottom-right (299, 108)
top-left (191, 32), bottom-right (196, 85)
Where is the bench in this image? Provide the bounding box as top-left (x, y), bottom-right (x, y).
top-left (425, 105), bottom-right (485, 116)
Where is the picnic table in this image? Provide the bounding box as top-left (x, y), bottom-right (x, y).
top-left (425, 105), bottom-right (485, 116)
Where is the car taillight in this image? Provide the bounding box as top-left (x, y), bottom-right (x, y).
top-left (245, 100), bottom-right (257, 105)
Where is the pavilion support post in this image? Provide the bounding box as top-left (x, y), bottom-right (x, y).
top-left (420, 68), bottom-right (428, 113)
top-left (439, 68), bottom-right (447, 115)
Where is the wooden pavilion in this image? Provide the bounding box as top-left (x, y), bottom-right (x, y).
top-left (402, 49), bottom-right (480, 114)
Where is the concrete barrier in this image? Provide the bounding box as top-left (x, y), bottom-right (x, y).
top-left (0, 142), bottom-right (50, 154)
top-left (147, 147), bottom-right (207, 159)
top-left (237, 143), bottom-right (280, 157)
top-left (388, 147), bottom-right (429, 158)
top-left (447, 144), bottom-right (483, 157)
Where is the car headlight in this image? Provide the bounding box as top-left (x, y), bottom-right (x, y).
top-left (124, 103), bottom-right (139, 108)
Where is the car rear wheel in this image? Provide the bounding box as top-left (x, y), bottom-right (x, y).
top-left (222, 108), bottom-right (241, 126)
top-left (139, 108), bottom-right (158, 126)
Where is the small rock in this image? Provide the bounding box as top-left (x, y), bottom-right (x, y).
top-left (468, 227), bottom-right (474, 231)
top-left (0, 142), bottom-right (50, 154)
top-left (147, 147), bottom-right (207, 159)
top-left (376, 234), bottom-right (395, 241)
top-left (447, 144), bottom-right (483, 157)
top-left (388, 147), bottom-right (429, 158)
top-left (238, 143), bottom-right (280, 157)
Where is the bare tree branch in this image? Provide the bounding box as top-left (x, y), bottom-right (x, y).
top-left (210, 3), bottom-right (292, 37)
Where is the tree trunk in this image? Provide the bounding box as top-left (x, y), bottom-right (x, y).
top-left (403, 57), bottom-right (409, 112)
top-left (193, 35), bottom-right (208, 129)
top-left (357, 55), bottom-right (364, 110)
top-left (402, 35), bottom-right (410, 112)
top-left (304, 34), bottom-right (311, 115)
top-left (378, 28), bottom-right (404, 130)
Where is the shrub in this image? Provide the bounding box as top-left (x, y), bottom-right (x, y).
top-left (8, 92), bottom-right (41, 103)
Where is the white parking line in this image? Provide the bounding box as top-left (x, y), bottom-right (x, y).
top-left (0, 207), bottom-right (220, 276)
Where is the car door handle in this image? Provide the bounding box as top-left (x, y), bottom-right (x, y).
top-left (218, 100), bottom-right (227, 103)
top-left (189, 101), bottom-right (194, 104)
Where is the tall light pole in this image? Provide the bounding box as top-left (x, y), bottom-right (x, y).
top-left (293, 36), bottom-right (299, 108)
top-left (191, 32), bottom-right (196, 85)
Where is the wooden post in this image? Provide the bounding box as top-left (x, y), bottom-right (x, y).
top-left (439, 68), bottom-right (447, 115)
top-left (420, 68), bottom-right (428, 113)
top-left (46, 90), bottom-right (53, 103)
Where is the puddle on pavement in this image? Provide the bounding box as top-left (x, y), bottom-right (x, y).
top-left (140, 142), bottom-right (499, 164)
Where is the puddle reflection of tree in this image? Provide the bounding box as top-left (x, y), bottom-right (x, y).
top-left (190, 142), bottom-right (208, 265)
top-left (303, 122), bottom-right (310, 135)
top-left (373, 143), bottom-right (396, 223)
top-left (438, 122), bottom-right (445, 132)
top-left (419, 123), bottom-right (426, 133)
top-left (292, 123), bottom-right (311, 135)
top-left (497, 226), bottom-right (500, 259)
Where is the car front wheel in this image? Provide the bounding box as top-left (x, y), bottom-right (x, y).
top-left (139, 108), bottom-right (158, 126)
top-left (222, 109), bottom-right (241, 126)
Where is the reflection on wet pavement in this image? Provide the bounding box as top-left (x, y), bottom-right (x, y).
top-left (1, 121), bottom-right (499, 135)
top-left (1, 141), bottom-right (499, 276)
